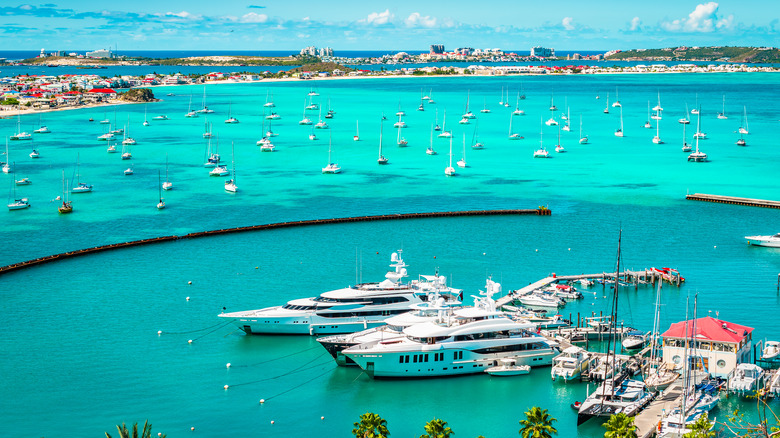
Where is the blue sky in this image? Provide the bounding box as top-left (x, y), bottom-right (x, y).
top-left (1, 1), bottom-right (777, 52)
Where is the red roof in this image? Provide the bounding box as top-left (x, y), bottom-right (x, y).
top-left (65, 91), bottom-right (81, 95)
top-left (87, 88), bottom-right (116, 94)
top-left (662, 317), bottom-right (753, 344)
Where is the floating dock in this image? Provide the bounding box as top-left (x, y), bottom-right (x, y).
top-left (634, 380), bottom-right (685, 438)
top-left (0, 208), bottom-right (549, 276)
top-left (686, 193), bottom-right (780, 209)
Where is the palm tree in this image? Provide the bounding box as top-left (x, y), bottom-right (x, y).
top-left (519, 406), bottom-right (558, 438)
top-left (684, 413), bottom-right (715, 438)
top-left (105, 420), bottom-right (165, 438)
top-left (352, 412), bottom-right (390, 438)
top-left (602, 413), bottom-right (637, 438)
top-left (420, 418), bottom-right (454, 438)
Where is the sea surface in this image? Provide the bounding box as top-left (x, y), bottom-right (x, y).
top-left (1, 73), bottom-right (779, 438)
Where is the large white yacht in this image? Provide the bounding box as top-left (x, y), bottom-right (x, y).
top-left (317, 283), bottom-right (462, 366)
top-left (219, 251), bottom-right (461, 335)
top-left (745, 233), bottom-right (780, 247)
top-left (342, 279), bottom-right (560, 378)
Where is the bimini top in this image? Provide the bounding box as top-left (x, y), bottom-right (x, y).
top-left (662, 316), bottom-right (753, 344)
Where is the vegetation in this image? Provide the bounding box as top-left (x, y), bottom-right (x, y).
top-left (684, 413), bottom-right (715, 438)
top-left (519, 406), bottom-right (558, 438)
top-left (118, 88), bottom-right (156, 102)
top-left (105, 421), bottom-right (165, 438)
top-left (0, 97), bottom-right (20, 106)
top-left (420, 418), bottom-right (454, 438)
top-left (602, 413), bottom-right (637, 438)
top-left (286, 62), bottom-right (352, 75)
top-left (723, 392), bottom-right (780, 438)
top-left (352, 412), bottom-right (390, 438)
top-left (21, 54), bottom-right (323, 67)
top-left (606, 46), bottom-right (780, 63)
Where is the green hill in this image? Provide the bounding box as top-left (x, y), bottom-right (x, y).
top-left (606, 46), bottom-right (779, 63)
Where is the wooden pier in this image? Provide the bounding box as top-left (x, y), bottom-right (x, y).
top-left (0, 208), bottom-right (549, 276)
top-left (634, 380), bottom-right (685, 438)
top-left (686, 193), bottom-right (780, 209)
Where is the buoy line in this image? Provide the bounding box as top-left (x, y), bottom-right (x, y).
top-left (231, 345), bottom-right (322, 368)
top-left (157, 320), bottom-right (232, 336)
top-left (264, 364), bottom-right (338, 402)
top-left (225, 352), bottom-right (332, 388)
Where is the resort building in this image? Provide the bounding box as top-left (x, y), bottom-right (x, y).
top-left (86, 49), bottom-right (113, 59)
top-left (661, 316), bottom-right (754, 378)
top-left (531, 46), bottom-right (555, 58)
top-left (430, 44), bottom-right (445, 54)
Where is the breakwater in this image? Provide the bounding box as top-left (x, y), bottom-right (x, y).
top-left (686, 193), bottom-right (780, 209)
top-left (0, 208), bottom-right (550, 275)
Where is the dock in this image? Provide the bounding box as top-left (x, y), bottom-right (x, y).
top-left (686, 193), bottom-right (780, 209)
top-left (0, 208), bottom-right (550, 276)
top-left (634, 380), bottom-right (685, 438)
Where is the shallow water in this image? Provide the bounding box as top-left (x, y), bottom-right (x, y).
top-left (1, 72), bottom-right (779, 437)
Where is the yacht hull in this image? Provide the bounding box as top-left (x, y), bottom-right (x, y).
top-left (222, 313), bottom-right (388, 335)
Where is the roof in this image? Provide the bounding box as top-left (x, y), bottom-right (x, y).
top-left (87, 88), bottom-right (116, 94)
top-left (662, 316), bottom-right (753, 344)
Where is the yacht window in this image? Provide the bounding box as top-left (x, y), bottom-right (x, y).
top-left (413, 355), bottom-right (418, 363)
top-left (424, 354), bottom-right (429, 362)
top-left (399, 356), bottom-right (404, 364)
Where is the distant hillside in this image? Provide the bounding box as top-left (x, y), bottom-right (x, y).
top-left (285, 62), bottom-right (352, 74)
top-left (606, 46), bottom-right (780, 63)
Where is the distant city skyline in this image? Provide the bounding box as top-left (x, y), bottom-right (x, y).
top-left (1, 1), bottom-right (776, 52)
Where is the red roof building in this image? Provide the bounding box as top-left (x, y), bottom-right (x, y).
top-left (662, 316), bottom-right (753, 344)
top-left (87, 88), bottom-right (117, 94)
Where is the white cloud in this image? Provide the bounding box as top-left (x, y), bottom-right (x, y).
top-left (405, 12), bottom-right (437, 28)
top-left (662, 2), bottom-right (733, 32)
top-left (562, 17), bottom-right (575, 30)
top-left (365, 9), bottom-right (393, 25)
top-left (630, 16), bottom-right (641, 31)
top-left (241, 12), bottom-right (267, 23)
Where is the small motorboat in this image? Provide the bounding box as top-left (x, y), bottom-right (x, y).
top-left (571, 401), bottom-right (582, 411)
top-left (485, 359), bottom-right (530, 376)
top-left (762, 341), bottom-right (780, 361)
top-left (621, 331), bottom-right (648, 350)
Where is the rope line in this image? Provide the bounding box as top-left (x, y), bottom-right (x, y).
top-left (265, 364), bottom-right (338, 401)
top-left (160, 320), bottom-right (232, 335)
top-left (233, 345), bottom-right (322, 368)
top-left (228, 353), bottom-right (333, 388)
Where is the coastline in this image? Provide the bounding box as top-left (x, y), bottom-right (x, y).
top-left (0, 99), bottom-right (141, 118)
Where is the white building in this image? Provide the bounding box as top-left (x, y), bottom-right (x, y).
top-left (531, 46), bottom-right (555, 58)
top-left (86, 49), bottom-right (113, 59)
top-left (661, 316), bottom-right (754, 379)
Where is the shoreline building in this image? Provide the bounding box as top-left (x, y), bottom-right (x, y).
top-left (86, 49), bottom-right (114, 59)
top-left (661, 316), bottom-right (754, 378)
top-left (430, 44), bottom-right (445, 54)
top-left (531, 46), bottom-right (555, 58)
top-left (300, 46), bottom-right (334, 57)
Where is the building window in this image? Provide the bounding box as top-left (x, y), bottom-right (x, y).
top-left (717, 359), bottom-right (726, 368)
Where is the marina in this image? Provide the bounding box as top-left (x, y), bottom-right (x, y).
top-left (2, 71), bottom-right (780, 438)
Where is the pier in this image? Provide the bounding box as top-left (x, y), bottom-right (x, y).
top-left (0, 208), bottom-right (549, 276)
top-left (686, 193), bottom-right (780, 209)
top-left (633, 380), bottom-right (685, 438)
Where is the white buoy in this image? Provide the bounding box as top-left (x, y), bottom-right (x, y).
top-left (190, 427), bottom-right (195, 431)
top-left (714, 246), bottom-right (717, 249)
top-left (321, 416), bottom-right (325, 420)
top-left (270, 421), bottom-right (274, 425)
top-left (158, 330), bottom-right (162, 335)
top-left (158, 433), bottom-right (162, 437)
top-left (568, 248), bottom-right (571, 251)
top-left (188, 281), bottom-right (192, 285)
top-left (482, 252), bottom-right (486, 255)
top-left (226, 363), bottom-right (231, 368)
top-left (535, 249), bottom-right (538, 252)
top-left (259, 399), bottom-right (265, 404)
top-left (224, 385), bottom-right (229, 390)
top-left (188, 339), bottom-right (193, 344)
top-left (186, 296), bottom-right (190, 301)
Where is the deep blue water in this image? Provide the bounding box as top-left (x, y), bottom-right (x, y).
top-left (1, 73), bottom-right (779, 438)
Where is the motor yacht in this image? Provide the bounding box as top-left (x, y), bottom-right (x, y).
top-left (727, 363), bottom-right (765, 393)
top-left (220, 251), bottom-right (461, 335)
top-left (342, 279), bottom-right (559, 378)
top-left (515, 292), bottom-right (563, 308)
top-left (551, 346), bottom-right (591, 381)
top-left (762, 341), bottom-right (780, 360)
top-left (745, 233), bottom-right (780, 247)
top-left (485, 358), bottom-right (530, 376)
top-left (621, 331), bottom-right (649, 350)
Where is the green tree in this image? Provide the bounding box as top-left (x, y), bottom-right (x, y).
top-left (105, 420), bottom-right (165, 438)
top-left (352, 412), bottom-right (390, 438)
top-left (684, 413), bottom-right (715, 438)
top-left (420, 418), bottom-right (454, 438)
top-left (602, 413), bottom-right (637, 438)
top-left (519, 406), bottom-right (558, 438)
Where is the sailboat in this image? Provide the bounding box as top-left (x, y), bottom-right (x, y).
top-left (499, 86), bottom-right (504, 106)
top-left (433, 108), bottom-right (441, 131)
top-left (644, 283), bottom-right (681, 391)
top-left (653, 91), bottom-right (663, 117)
top-left (353, 120), bottom-right (360, 141)
top-left (513, 92), bottom-right (525, 116)
top-left (163, 154), bottom-right (173, 190)
top-left (2, 139), bottom-right (11, 173)
top-left (457, 134), bottom-right (467, 168)
top-left (503, 88), bottom-right (510, 107)
top-left (417, 95), bottom-right (425, 112)
top-left (426, 126), bottom-right (437, 155)
top-left (308, 87), bottom-right (319, 97)
top-left (225, 142), bottom-right (238, 192)
top-left (545, 105), bottom-right (558, 126)
top-left (717, 95), bottom-right (727, 119)
top-left (209, 139), bottom-right (228, 176)
top-left (33, 115), bottom-right (50, 134)
top-left (437, 111), bottom-right (451, 138)
top-left (679, 104), bottom-right (691, 124)
top-left (694, 111), bottom-right (707, 139)
top-left (203, 120), bottom-right (213, 139)
top-left (554, 126), bottom-right (565, 153)
top-left (121, 138), bottom-right (132, 160)
top-left (603, 92), bottom-right (610, 114)
top-left (377, 121), bottom-right (388, 164)
top-left (445, 137), bottom-right (456, 176)
top-left (509, 112), bottom-right (522, 140)
top-left (462, 91), bottom-right (475, 119)
top-left (612, 87), bottom-right (621, 107)
top-left (58, 170), bottom-right (73, 214)
top-left (472, 120), bottom-right (483, 149)
top-left (325, 99), bottom-right (335, 118)
top-left (691, 94), bottom-right (699, 115)
top-left (309, 129), bottom-right (317, 141)
top-left (71, 154), bottom-right (93, 193)
top-left (124, 165), bottom-right (134, 175)
top-left (480, 98), bottom-right (491, 114)
top-left (204, 136), bottom-right (221, 168)
top-left (264, 91), bottom-right (275, 108)
top-left (614, 105), bottom-right (624, 137)
top-left (549, 93), bottom-right (557, 111)
top-left (299, 99), bottom-right (313, 125)
top-left (644, 102), bottom-right (652, 128)
top-left (185, 95), bottom-right (198, 118)
top-left (393, 113), bottom-right (406, 128)
top-left (224, 102), bottom-right (239, 123)
top-left (653, 117), bottom-right (664, 144)
top-left (534, 117), bottom-right (550, 158)
top-left (122, 121), bottom-right (136, 146)
top-left (7, 168), bottom-right (30, 210)
top-left (395, 101), bottom-right (405, 117)
top-left (315, 108), bottom-right (328, 129)
top-left (579, 115), bottom-right (588, 144)
top-left (577, 231), bottom-right (654, 426)
top-left (99, 109), bottom-right (110, 124)
top-left (396, 123), bottom-right (408, 146)
top-left (106, 139), bottom-right (117, 153)
top-left (198, 87), bottom-right (214, 113)
top-left (682, 123), bottom-right (692, 152)
top-left (143, 105), bottom-right (150, 126)
top-left (736, 132), bottom-right (747, 146)
top-left (738, 106), bottom-right (749, 134)
top-left (155, 170), bottom-right (166, 209)
top-left (322, 132), bottom-right (341, 174)
top-left (688, 109), bottom-right (708, 162)
top-left (10, 115), bottom-right (31, 140)
top-left (427, 89), bottom-right (435, 104)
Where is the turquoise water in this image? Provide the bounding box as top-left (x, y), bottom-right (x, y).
top-left (1, 73), bottom-right (779, 437)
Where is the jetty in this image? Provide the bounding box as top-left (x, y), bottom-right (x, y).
top-left (0, 208), bottom-right (549, 276)
top-left (633, 380), bottom-right (686, 438)
top-left (686, 193), bottom-right (780, 209)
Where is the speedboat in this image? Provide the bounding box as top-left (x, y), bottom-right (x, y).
top-left (124, 167), bottom-right (133, 175)
top-left (485, 358), bottom-right (531, 376)
top-left (543, 284), bottom-right (582, 300)
top-left (342, 279), bottom-right (559, 378)
top-left (15, 177), bottom-right (31, 185)
top-left (745, 233), bottom-right (780, 248)
top-left (514, 292), bottom-right (563, 308)
top-left (577, 375), bottom-right (655, 425)
top-left (621, 331), bottom-right (648, 350)
top-left (762, 341), bottom-right (780, 360)
top-left (727, 363), bottom-right (765, 393)
top-left (97, 133), bottom-right (114, 141)
top-left (219, 251), bottom-right (462, 335)
top-left (260, 143), bottom-right (275, 152)
top-left (551, 346), bottom-right (591, 382)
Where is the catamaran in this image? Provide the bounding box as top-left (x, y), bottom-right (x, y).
top-left (457, 134), bottom-right (467, 168)
top-left (71, 153), bottom-right (93, 193)
top-left (688, 109), bottom-right (707, 162)
top-left (555, 126), bottom-right (565, 153)
top-left (445, 137), bottom-right (456, 176)
top-left (10, 115), bottom-right (32, 140)
top-left (534, 117), bottom-right (550, 158)
top-left (162, 154), bottom-right (173, 191)
top-left (224, 142), bottom-right (238, 192)
top-left (579, 115), bottom-right (588, 144)
top-left (717, 95), bottom-right (727, 119)
top-left (322, 133), bottom-right (341, 174)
